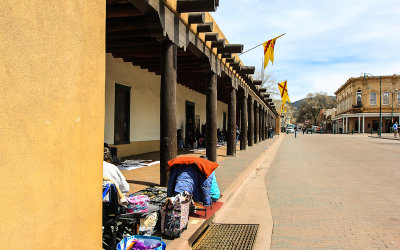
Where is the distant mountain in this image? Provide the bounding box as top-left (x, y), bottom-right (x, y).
top-left (291, 99), bottom-right (305, 110)
top-left (290, 96), bottom-right (336, 110)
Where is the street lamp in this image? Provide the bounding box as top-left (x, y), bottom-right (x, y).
top-left (392, 89), bottom-right (398, 127)
top-left (363, 73), bottom-right (382, 136)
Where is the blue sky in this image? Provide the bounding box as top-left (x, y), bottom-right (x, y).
top-left (211, 0), bottom-right (400, 101)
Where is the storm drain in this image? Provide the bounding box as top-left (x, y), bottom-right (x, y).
top-left (192, 223), bottom-right (259, 250)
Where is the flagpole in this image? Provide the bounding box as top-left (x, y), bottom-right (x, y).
top-left (239, 33), bottom-right (286, 56)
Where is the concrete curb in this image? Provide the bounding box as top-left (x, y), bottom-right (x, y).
top-left (166, 136), bottom-right (283, 249)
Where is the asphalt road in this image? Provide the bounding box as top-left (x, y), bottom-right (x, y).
top-left (266, 134), bottom-right (400, 249)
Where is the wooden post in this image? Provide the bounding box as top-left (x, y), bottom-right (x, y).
top-left (240, 92), bottom-right (248, 150)
top-left (254, 102), bottom-right (259, 144)
top-left (248, 96), bottom-right (254, 146)
top-left (261, 108), bottom-right (265, 140)
top-left (227, 86), bottom-right (237, 156)
top-left (259, 106), bottom-right (262, 141)
top-left (264, 110), bottom-right (267, 140)
top-left (206, 72), bottom-right (217, 162)
top-left (160, 42), bottom-right (177, 186)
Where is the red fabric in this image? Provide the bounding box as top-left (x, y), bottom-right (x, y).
top-left (167, 157), bottom-right (219, 178)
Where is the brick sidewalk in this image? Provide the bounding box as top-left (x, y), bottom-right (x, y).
top-left (267, 134), bottom-right (400, 249)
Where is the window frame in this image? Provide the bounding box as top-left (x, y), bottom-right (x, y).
top-left (397, 92), bottom-right (400, 105)
top-left (370, 92), bottom-right (377, 105)
top-left (383, 92), bottom-right (389, 105)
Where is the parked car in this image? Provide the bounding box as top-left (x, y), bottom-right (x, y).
top-left (286, 124), bottom-right (295, 133)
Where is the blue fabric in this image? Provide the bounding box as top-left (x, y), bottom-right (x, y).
top-left (167, 165), bottom-right (213, 205)
top-left (210, 173), bottom-right (220, 201)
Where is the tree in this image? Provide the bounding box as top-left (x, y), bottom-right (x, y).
top-left (296, 92), bottom-right (336, 126)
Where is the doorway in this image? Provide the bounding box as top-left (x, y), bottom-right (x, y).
top-left (114, 83), bottom-right (131, 145)
top-left (185, 101), bottom-right (195, 146)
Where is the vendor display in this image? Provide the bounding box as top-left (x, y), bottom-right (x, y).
top-left (167, 157), bottom-right (219, 206)
top-left (161, 192), bottom-right (192, 238)
top-left (116, 235), bottom-right (166, 250)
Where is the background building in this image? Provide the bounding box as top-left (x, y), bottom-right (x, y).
top-left (334, 75), bottom-right (400, 133)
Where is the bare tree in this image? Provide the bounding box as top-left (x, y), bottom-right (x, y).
top-left (296, 92), bottom-right (336, 126)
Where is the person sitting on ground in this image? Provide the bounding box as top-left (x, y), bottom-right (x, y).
top-left (103, 147), bottom-right (129, 205)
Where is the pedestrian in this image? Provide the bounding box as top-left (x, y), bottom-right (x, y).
top-left (393, 122), bottom-right (398, 138)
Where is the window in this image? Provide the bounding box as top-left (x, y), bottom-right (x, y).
top-left (383, 92), bottom-right (389, 105)
top-left (356, 90), bottom-right (362, 106)
top-left (370, 92), bottom-right (376, 105)
top-left (398, 92), bottom-right (400, 105)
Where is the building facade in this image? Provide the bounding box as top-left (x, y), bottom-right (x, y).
top-left (334, 75), bottom-right (400, 133)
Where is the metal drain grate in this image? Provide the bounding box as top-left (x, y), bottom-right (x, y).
top-left (192, 223), bottom-right (259, 250)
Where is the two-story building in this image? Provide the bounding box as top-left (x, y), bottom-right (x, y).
top-left (334, 75), bottom-right (400, 133)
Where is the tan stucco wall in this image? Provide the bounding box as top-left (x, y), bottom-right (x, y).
top-left (105, 54), bottom-right (228, 157)
top-left (0, 1), bottom-right (105, 249)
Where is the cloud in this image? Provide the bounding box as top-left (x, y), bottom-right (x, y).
top-left (212, 0), bottom-right (400, 101)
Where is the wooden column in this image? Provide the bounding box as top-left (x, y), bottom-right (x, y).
top-left (160, 42), bottom-right (177, 186)
top-left (240, 92), bottom-right (248, 150)
top-left (262, 108), bottom-right (265, 140)
top-left (227, 86), bottom-right (237, 156)
top-left (254, 102), bottom-right (259, 144)
top-left (259, 106), bottom-right (262, 141)
top-left (248, 96), bottom-right (254, 146)
top-left (206, 72), bottom-right (218, 162)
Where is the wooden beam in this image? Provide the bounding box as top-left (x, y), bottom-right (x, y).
top-left (211, 39), bottom-right (225, 48)
top-left (106, 4), bottom-right (142, 18)
top-left (177, 0), bottom-right (218, 13)
top-left (106, 29), bottom-right (164, 39)
top-left (253, 80), bottom-right (262, 85)
top-left (259, 88), bottom-right (267, 93)
top-left (197, 22), bottom-right (213, 33)
top-left (221, 53), bottom-right (233, 58)
top-left (225, 58), bottom-right (236, 63)
top-left (240, 66), bottom-right (255, 75)
top-left (188, 13), bottom-right (205, 24)
top-left (205, 33), bottom-right (219, 41)
top-left (217, 44), bottom-right (244, 54)
top-left (106, 16), bottom-right (159, 32)
top-left (106, 37), bottom-right (156, 47)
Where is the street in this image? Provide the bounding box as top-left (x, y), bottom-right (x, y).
top-left (266, 134), bottom-right (400, 249)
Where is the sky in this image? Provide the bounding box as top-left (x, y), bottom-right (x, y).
top-left (211, 0), bottom-right (400, 101)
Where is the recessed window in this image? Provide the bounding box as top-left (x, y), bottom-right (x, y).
top-left (397, 92), bottom-right (400, 105)
top-left (356, 90), bottom-right (362, 106)
top-left (383, 92), bottom-right (389, 105)
top-left (370, 92), bottom-right (376, 105)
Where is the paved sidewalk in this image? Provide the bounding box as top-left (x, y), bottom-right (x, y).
top-left (119, 136), bottom-right (280, 249)
top-left (267, 134), bottom-right (400, 249)
top-left (214, 134), bottom-right (284, 250)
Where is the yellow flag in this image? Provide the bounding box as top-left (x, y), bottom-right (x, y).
top-left (281, 104), bottom-right (288, 113)
top-left (263, 38), bottom-right (277, 69)
top-left (278, 81), bottom-right (290, 105)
